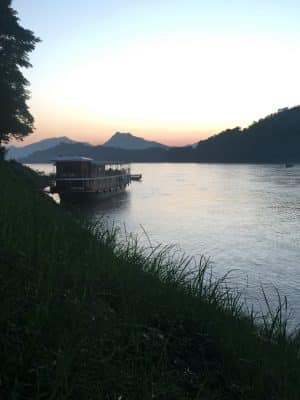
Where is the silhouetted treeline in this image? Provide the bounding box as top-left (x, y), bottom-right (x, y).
top-left (21, 106), bottom-right (300, 163)
top-left (195, 106), bottom-right (300, 162)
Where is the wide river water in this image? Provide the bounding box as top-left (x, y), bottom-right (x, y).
top-left (29, 163), bottom-right (300, 327)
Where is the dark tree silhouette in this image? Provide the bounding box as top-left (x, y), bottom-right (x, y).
top-left (194, 107), bottom-right (300, 163)
top-left (0, 0), bottom-right (40, 156)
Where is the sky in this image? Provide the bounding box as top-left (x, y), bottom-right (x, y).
top-left (12, 0), bottom-right (300, 146)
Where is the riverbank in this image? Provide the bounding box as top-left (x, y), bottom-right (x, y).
top-left (1, 160), bottom-right (300, 399)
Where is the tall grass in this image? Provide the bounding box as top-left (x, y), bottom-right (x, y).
top-left (1, 159), bottom-right (300, 399)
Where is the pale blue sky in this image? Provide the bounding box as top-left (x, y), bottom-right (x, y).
top-left (13, 0), bottom-right (300, 145)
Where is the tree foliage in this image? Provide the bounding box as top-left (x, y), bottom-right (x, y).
top-left (0, 0), bottom-right (40, 146)
top-left (194, 106), bottom-right (300, 162)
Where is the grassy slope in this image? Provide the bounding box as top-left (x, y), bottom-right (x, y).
top-left (1, 160), bottom-right (300, 399)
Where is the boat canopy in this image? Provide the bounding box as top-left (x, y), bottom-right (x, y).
top-left (53, 156), bottom-right (93, 163)
top-left (53, 156), bottom-right (128, 166)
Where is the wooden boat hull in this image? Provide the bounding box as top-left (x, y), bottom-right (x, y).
top-left (58, 185), bottom-right (127, 203)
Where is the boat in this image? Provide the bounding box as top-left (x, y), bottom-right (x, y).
top-left (130, 174), bottom-right (142, 181)
top-left (285, 163), bottom-right (294, 168)
top-left (50, 156), bottom-right (131, 201)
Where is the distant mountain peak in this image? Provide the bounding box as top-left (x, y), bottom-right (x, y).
top-left (5, 136), bottom-right (88, 160)
top-left (103, 132), bottom-right (168, 150)
top-left (111, 132), bottom-right (134, 139)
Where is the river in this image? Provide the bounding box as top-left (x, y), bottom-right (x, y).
top-left (28, 162), bottom-right (300, 327)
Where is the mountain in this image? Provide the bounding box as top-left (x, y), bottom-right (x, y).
top-left (18, 106), bottom-right (300, 163)
top-left (19, 143), bottom-right (168, 164)
top-left (103, 132), bottom-right (168, 150)
top-left (5, 136), bottom-right (82, 160)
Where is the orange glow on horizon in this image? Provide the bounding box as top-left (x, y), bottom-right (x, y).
top-left (12, 105), bottom-right (220, 147)
top-left (11, 35), bottom-right (300, 148)
top-left (10, 2), bottom-right (300, 150)
top-left (13, 124), bottom-right (214, 147)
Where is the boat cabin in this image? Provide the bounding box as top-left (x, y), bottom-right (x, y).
top-left (51, 157), bottom-right (131, 198)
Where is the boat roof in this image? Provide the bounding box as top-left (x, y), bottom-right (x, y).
top-left (54, 156), bottom-right (93, 162)
top-left (54, 156), bottom-right (128, 165)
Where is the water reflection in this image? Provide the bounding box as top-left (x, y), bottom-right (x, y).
top-left (28, 163), bottom-right (300, 327)
top-left (60, 191), bottom-right (131, 220)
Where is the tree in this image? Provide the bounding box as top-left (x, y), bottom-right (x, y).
top-left (0, 0), bottom-right (40, 153)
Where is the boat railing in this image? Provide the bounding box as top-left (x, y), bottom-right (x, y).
top-left (57, 173), bottom-right (90, 178)
top-left (56, 174), bottom-right (130, 182)
top-left (57, 169), bottom-right (130, 179)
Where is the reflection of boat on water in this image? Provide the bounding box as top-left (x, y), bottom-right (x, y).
top-left (285, 163), bottom-right (294, 168)
top-left (130, 174), bottom-right (142, 181)
top-left (50, 157), bottom-right (131, 201)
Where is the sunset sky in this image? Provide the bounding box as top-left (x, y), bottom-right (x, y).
top-left (13, 0), bottom-right (300, 146)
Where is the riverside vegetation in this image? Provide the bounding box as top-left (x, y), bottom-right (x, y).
top-left (1, 160), bottom-right (300, 399)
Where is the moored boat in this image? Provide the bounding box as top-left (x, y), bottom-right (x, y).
top-left (50, 156), bottom-right (131, 201)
